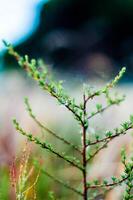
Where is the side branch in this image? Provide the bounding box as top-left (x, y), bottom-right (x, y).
top-left (24, 98), bottom-right (82, 154)
top-left (5, 44), bottom-right (84, 126)
top-left (87, 122), bottom-right (133, 147)
top-left (39, 167), bottom-right (83, 196)
top-left (48, 90), bottom-right (84, 126)
top-left (87, 141), bottom-right (108, 162)
top-left (13, 119), bottom-right (83, 171)
top-left (87, 96), bottom-right (125, 120)
top-left (87, 174), bottom-right (130, 190)
top-left (85, 67), bottom-right (126, 104)
top-left (88, 105), bottom-right (110, 119)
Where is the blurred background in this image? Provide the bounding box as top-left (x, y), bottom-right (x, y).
top-left (1, 0), bottom-right (133, 79)
top-left (0, 0), bottom-right (133, 199)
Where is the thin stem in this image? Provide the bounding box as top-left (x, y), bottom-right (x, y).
top-left (86, 124), bottom-right (133, 147)
top-left (85, 67), bottom-right (126, 105)
top-left (13, 119), bottom-right (83, 171)
top-left (88, 105), bottom-right (111, 119)
top-left (82, 94), bottom-right (87, 200)
top-left (85, 92), bottom-right (99, 104)
top-left (25, 98), bottom-right (82, 154)
top-left (40, 168), bottom-right (83, 196)
top-left (7, 46), bottom-right (84, 127)
top-left (49, 90), bottom-right (84, 126)
top-left (87, 174), bottom-right (130, 189)
top-left (86, 141), bottom-right (108, 163)
top-left (88, 99), bottom-right (124, 120)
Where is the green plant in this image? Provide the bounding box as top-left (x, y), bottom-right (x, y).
top-left (0, 167), bottom-right (9, 200)
top-left (10, 143), bottom-right (39, 200)
top-left (5, 41), bottom-right (133, 199)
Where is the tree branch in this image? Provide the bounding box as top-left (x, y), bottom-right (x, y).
top-left (82, 94), bottom-right (88, 200)
top-left (13, 119), bottom-right (83, 171)
top-left (24, 98), bottom-right (82, 154)
top-left (85, 67), bottom-right (126, 104)
top-left (87, 174), bottom-right (130, 190)
top-left (86, 123), bottom-right (133, 147)
top-left (39, 167), bottom-right (83, 196)
top-left (86, 141), bottom-right (108, 163)
top-left (6, 45), bottom-right (84, 126)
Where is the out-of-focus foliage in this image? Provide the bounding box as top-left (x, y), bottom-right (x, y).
top-left (4, 0), bottom-right (133, 79)
top-left (0, 167), bottom-right (9, 200)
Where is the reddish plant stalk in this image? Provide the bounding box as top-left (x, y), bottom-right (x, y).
top-left (82, 94), bottom-right (87, 200)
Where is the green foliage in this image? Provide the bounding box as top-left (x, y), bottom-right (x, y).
top-left (121, 148), bottom-right (133, 200)
top-left (9, 145), bottom-right (40, 200)
top-left (0, 168), bottom-right (9, 200)
top-left (5, 42), bottom-right (133, 199)
top-left (48, 191), bottom-right (56, 200)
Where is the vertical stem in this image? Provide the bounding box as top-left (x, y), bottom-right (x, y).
top-left (82, 94), bottom-right (87, 200)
